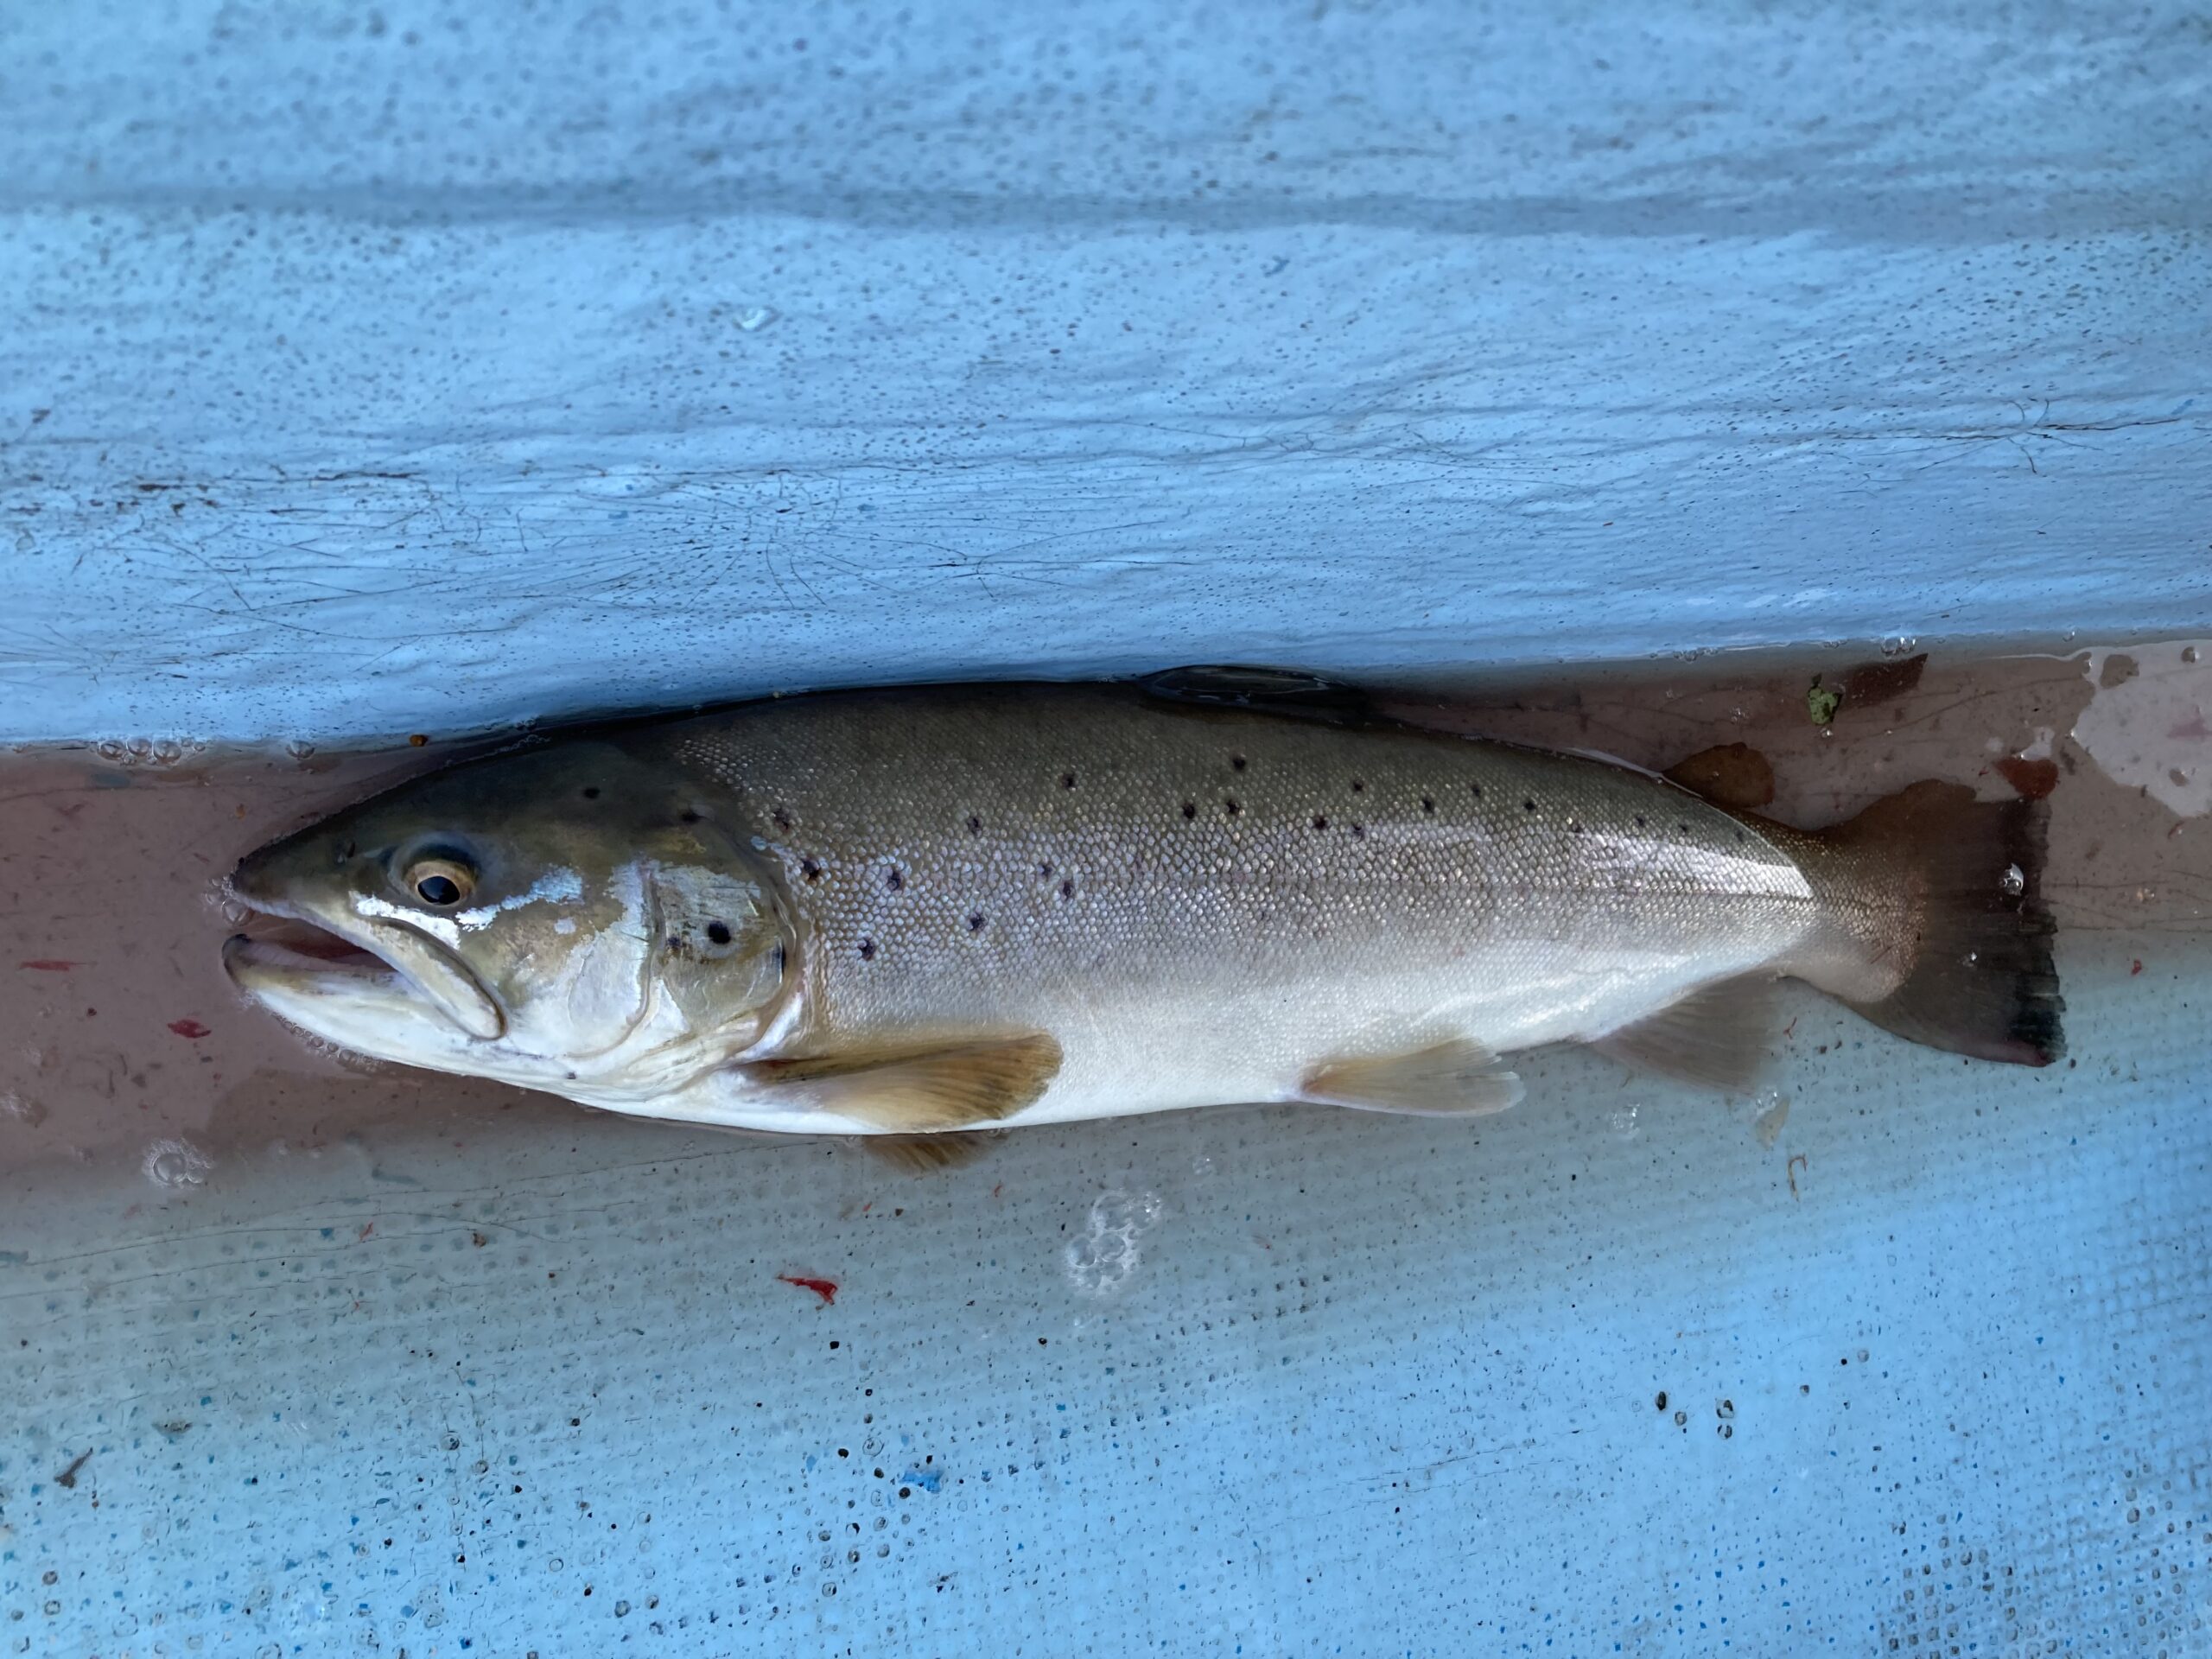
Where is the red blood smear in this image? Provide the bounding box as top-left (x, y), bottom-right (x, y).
top-left (20, 959), bottom-right (77, 972)
top-left (2132, 960), bottom-right (2145, 976)
top-left (1993, 754), bottom-right (2059, 801)
top-left (168, 1018), bottom-right (211, 1039)
top-left (779, 1274), bottom-right (839, 1306)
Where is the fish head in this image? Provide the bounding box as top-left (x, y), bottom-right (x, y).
top-left (223, 740), bottom-right (796, 1095)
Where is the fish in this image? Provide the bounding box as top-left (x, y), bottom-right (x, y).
top-left (222, 670), bottom-right (2063, 1153)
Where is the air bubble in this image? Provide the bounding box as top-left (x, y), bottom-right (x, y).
top-left (737, 305), bottom-right (777, 332)
top-left (285, 739), bottom-right (315, 759)
top-left (222, 899), bottom-right (251, 925)
top-left (0, 1091), bottom-right (48, 1128)
top-left (1881, 634), bottom-right (1919, 658)
top-left (143, 1137), bottom-right (214, 1189)
top-left (1999, 862), bottom-right (2025, 897)
top-left (95, 739), bottom-right (125, 761)
top-left (1064, 1190), bottom-right (1164, 1296)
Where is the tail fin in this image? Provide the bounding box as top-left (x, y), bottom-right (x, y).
top-left (1801, 781), bottom-right (2064, 1066)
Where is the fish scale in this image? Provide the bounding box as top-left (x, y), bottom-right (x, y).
top-left (660, 685), bottom-right (1817, 1124)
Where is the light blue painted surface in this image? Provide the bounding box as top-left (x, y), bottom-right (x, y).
top-left (3, 935), bottom-right (2208, 1655)
top-left (3, 3), bottom-right (2211, 1656)
top-left (1, 0), bottom-right (2208, 741)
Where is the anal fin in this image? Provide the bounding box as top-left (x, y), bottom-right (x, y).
top-left (1298, 1039), bottom-right (1523, 1117)
top-left (1593, 977), bottom-right (1776, 1093)
top-left (742, 1033), bottom-right (1062, 1132)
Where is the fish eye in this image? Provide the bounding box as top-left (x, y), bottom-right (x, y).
top-left (403, 855), bottom-right (475, 908)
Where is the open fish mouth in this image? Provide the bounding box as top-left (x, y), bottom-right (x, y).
top-left (222, 901), bottom-right (506, 1041)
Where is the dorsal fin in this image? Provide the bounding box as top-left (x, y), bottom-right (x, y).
top-left (1141, 665), bottom-right (1374, 726)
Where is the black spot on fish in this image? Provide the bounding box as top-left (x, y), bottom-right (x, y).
top-left (800, 858), bottom-right (822, 882)
top-left (1059, 878), bottom-right (1075, 900)
top-left (1635, 815), bottom-right (1646, 828)
top-left (1224, 798), bottom-right (1241, 817)
top-left (1038, 861), bottom-right (1053, 879)
top-left (1313, 814), bottom-right (1329, 830)
top-left (858, 938), bottom-right (876, 961)
top-left (966, 815), bottom-right (982, 835)
top-left (968, 912), bottom-right (987, 933)
top-left (885, 868), bottom-right (903, 892)
top-left (680, 808), bottom-right (702, 824)
top-left (582, 786), bottom-right (601, 800)
top-left (1351, 779), bottom-right (1365, 793)
top-left (1523, 799), bottom-right (1536, 812)
top-left (1421, 797), bottom-right (1434, 814)
top-left (1678, 822), bottom-right (1690, 834)
top-left (773, 807), bottom-right (793, 832)
top-left (1735, 828), bottom-right (1747, 842)
top-left (1230, 753), bottom-right (1247, 772)
top-left (706, 920), bottom-right (733, 946)
top-left (1181, 802), bottom-right (1197, 819)
top-left (1351, 823), bottom-right (1366, 838)
top-left (1060, 772), bottom-right (1077, 790)
top-left (665, 935), bottom-right (683, 954)
top-left (1470, 782), bottom-right (1483, 798)
top-left (1568, 821), bottom-right (1583, 835)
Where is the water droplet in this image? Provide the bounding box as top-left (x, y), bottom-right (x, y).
top-left (1880, 634), bottom-right (1919, 658)
top-left (143, 1137), bottom-right (214, 1189)
top-left (1608, 1105), bottom-right (1643, 1141)
top-left (1064, 1189), bottom-right (1164, 1296)
top-left (1999, 862), bottom-right (2025, 897)
top-left (150, 737), bottom-right (183, 766)
top-left (94, 739), bottom-right (125, 761)
top-left (221, 899), bottom-right (251, 925)
top-left (285, 739), bottom-right (315, 759)
top-left (125, 735), bottom-right (152, 759)
top-left (0, 1091), bottom-right (48, 1128)
top-left (737, 305), bottom-right (777, 332)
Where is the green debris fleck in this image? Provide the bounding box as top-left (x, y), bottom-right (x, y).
top-left (1806, 677), bottom-right (1842, 727)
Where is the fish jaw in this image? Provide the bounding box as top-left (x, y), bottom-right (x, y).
top-left (221, 882), bottom-right (506, 1048)
top-left (222, 927), bottom-right (507, 1070)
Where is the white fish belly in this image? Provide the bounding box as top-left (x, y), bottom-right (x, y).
top-left (996, 933), bottom-right (1794, 1129)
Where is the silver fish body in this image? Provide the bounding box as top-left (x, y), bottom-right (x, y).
top-left (225, 679), bottom-right (2062, 1139)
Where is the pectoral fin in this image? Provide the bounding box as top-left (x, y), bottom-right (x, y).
top-left (742, 1033), bottom-right (1063, 1132)
top-left (864, 1132), bottom-right (996, 1173)
top-left (1593, 977), bottom-right (1776, 1092)
top-left (1298, 1040), bottom-right (1524, 1117)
